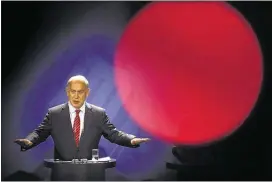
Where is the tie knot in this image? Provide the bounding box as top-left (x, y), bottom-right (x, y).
top-left (75, 110), bottom-right (81, 114)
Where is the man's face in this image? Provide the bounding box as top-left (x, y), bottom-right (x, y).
top-left (66, 81), bottom-right (90, 109)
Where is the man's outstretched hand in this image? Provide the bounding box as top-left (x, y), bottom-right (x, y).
top-left (131, 138), bottom-right (151, 145)
top-left (14, 139), bottom-right (33, 150)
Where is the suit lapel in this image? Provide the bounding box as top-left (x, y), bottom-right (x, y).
top-left (78, 103), bottom-right (93, 149)
top-left (61, 103), bottom-right (77, 148)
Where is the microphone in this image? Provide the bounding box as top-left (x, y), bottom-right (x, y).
top-left (72, 147), bottom-right (80, 163)
top-left (172, 146), bottom-right (184, 162)
top-left (77, 147), bottom-right (87, 163)
top-left (77, 147), bottom-right (81, 160)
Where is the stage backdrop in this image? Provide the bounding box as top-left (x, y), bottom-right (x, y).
top-left (2, 2), bottom-right (171, 180)
top-left (2, 1), bottom-right (265, 181)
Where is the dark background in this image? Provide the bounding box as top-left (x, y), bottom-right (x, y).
top-left (2, 1), bottom-right (272, 180)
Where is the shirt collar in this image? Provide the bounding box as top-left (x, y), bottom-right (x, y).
top-left (68, 101), bottom-right (86, 114)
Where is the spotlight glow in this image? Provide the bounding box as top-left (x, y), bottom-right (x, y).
top-left (114, 2), bottom-right (263, 145)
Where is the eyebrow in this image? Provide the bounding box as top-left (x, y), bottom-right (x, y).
top-left (70, 89), bottom-right (85, 92)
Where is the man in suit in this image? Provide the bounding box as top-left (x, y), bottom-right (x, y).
top-left (15, 75), bottom-right (150, 180)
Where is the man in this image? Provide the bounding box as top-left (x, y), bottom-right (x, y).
top-left (15, 75), bottom-right (150, 179)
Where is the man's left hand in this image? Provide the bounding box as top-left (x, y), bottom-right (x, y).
top-left (131, 138), bottom-right (151, 145)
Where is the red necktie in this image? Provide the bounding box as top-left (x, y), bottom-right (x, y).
top-left (73, 110), bottom-right (81, 147)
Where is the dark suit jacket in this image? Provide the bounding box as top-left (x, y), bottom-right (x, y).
top-left (25, 102), bottom-right (138, 160)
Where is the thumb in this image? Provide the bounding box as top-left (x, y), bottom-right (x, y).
top-left (14, 139), bottom-right (22, 143)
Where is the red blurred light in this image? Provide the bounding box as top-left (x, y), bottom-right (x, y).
top-left (114, 2), bottom-right (263, 145)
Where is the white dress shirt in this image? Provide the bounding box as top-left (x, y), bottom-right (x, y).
top-left (68, 102), bottom-right (86, 139)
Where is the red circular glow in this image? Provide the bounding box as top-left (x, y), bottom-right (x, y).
top-left (114, 2), bottom-right (263, 145)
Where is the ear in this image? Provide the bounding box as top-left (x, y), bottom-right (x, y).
top-left (65, 87), bottom-right (69, 96)
top-left (86, 88), bottom-right (90, 97)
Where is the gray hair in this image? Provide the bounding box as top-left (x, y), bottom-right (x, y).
top-left (66, 75), bottom-right (89, 88)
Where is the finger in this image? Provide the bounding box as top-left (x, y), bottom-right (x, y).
top-left (140, 139), bottom-right (148, 143)
top-left (14, 140), bottom-right (22, 144)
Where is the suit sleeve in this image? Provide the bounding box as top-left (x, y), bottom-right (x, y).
top-left (25, 110), bottom-right (52, 149)
top-left (101, 111), bottom-right (139, 148)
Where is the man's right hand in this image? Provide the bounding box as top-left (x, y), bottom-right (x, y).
top-left (14, 139), bottom-right (33, 148)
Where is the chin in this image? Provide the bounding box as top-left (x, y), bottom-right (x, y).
top-left (72, 103), bottom-right (82, 108)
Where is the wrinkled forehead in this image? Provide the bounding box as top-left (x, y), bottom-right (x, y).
top-left (68, 80), bottom-right (88, 90)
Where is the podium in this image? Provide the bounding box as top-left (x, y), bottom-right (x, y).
top-left (44, 158), bottom-right (116, 181)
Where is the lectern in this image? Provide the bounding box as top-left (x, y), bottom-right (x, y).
top-left (44, 158), bottom-right (116, 181)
